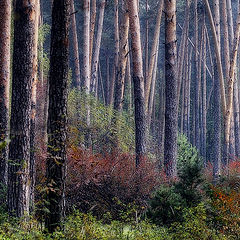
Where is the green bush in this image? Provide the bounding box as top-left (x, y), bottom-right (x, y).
top-left (147, 135), bottom-right (204, 226)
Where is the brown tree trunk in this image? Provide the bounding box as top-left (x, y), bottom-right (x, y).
top-left (71, 0), bottom-right (81, 89)
top-left (144, 0), bottom-right (163, 108)
top-left (8, 0), bottom-right (37, 217)
top-left (0, 0), bottom-right (11, 193)
top-left (114, 1), bottom-right (129, 112)
top-left (126, 0), bottom-right (147, 166)
top-left (164, 0), bottom-right (177, 177)
top-left (45, 0), bottom-right (70, 232)
top-left (91, 0), bottom-right (106, 95)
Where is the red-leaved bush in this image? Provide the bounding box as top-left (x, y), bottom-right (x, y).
top-left (66, 147), bottom-right (160, 219)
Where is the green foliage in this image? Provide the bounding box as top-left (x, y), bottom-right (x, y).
top-left (176, 135), bottom-right (204, 206)
top-left (147, 185), bottom-right (186, 225)
top-left (68, 89), bottom-right (135, 153)
top-left (169, 204), bottom-right (226, 240)
top-left (147, 135), bottom-right (204, 226)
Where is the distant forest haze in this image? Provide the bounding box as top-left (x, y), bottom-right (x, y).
top-left (0, 0), bottom-right (240, 235)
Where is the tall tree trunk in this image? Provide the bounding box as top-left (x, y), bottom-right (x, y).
top-left (144, 0), bottom-right (163, 108)
top-left (164, 0), bottom-right (177, 176)
top-left (83, 0), bottom-right (91, 147)
top-left (0, 0), bottom-right (11, 195)
top-left (45, 0), bottom-right (70, 232)
top-left (202, 22), bottom-right (207, 162)
top-left (30, 0), bottom-right (40, 212)
top-left (83, 0), bottom-right (91, 93)
top-left (71, 0), bottom-right (81, 89)
top-left (8, 0), bottom-right (37, 217)
top-left (126, 0), bottom-right (147, 166)
top-left (91, 0), bottom-right (106, 95)
top-left (114, 1), bottom-right (129, 112)
top-left (89, 0), bottom-right (96, 67)
top-left (212, 0), bottom-right (222, 179)
top-left (108, 0), bottom-right (120, 106)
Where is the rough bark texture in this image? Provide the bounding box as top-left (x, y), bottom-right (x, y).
top-left (0, 0), bottom-right (11, 192)
top-left (126, 0), bottom-right (146, 166)
top-left (71, 0), bottom-right (81, 89)
top-left (45, 0), bottom-right (70, 232)
top-left (164, 0), bottom-right (177, 177)
top-left (8, 0), bottom-right (37, 217)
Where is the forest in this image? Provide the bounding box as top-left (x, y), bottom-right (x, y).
top-left (1, 0), bottom-right (240, 239)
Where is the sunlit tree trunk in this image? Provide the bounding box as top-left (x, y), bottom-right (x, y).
top-left (144, 0), bottom-right (163, 108)
top-left (114, 1), bottom-right (129, 112)
top-left (45, 0), bottom-right (70, 232)
top-left (8, 0), bottom-right (37, 217)
top-left (0, 0), bottom-right (11, 193)
top-left (30, 0), bottom-right (40, 212)
top-left (71, 0), bottom-right (81, 89)
top-left (126, 0), bottom-right (147, 166)
top-left (164, 0), bottom-right (177, 176)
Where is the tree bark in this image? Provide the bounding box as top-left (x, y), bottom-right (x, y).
top-left (45, 0), bottom-right (70, 232)
top-left (71, 0), bottom-right (81, 89)
top-left (114, 1), bottom-right (129, 112)
top-left (126, 0), bottom-right (147, 166)
top-left (164, 0), bottom-right (177, 177)
top-left (144, 0), bottom-right (163, 108)
top-left (8, 0), bottom-right (37, 217)
top-left (91, 0), bottom-right (106, 95)
top-left (0, 0), bottom-right (11, 193)
top-left (89, 0), bottom-right (96, 67)
top-left (30, 0), bottom-right (40, 212)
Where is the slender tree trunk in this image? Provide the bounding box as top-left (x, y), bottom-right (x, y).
top-left (83, 0), bottom-right (91, 93)
top-left (83, 0), bottom-right (91, 147)
top-left (148, 42), bottom-right (159, 127)
top-left (202, 22), bottom-right (207, 162)
top-left (8, 0), bottom-right (37, 217)
top-left (71, 0), bottom-right (81, 89)
top-left (164, 0), bottom-right (177, 177)
top-left (91, 0), bottom-right (106, 95)
top-left (114, 1), bottom-right (129, 112)
top-left (144, 0), bottom-right (163, 108)
top-left (0, 0), bottom-right (11, 194)
top-left (212, 0), bottom-right (222, 179)
top-left (45, 0), bottom-right (70, 232)
top-left (30, 0), bottom-right (40, 212)
top-left (126, 0), bottom-right (147, 166)
top-left (89, 0), bottom-right (96, 67)
top-left (108, 0), bottom-right (120, 106)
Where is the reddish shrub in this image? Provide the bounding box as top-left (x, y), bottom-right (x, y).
top-left (66, 147), bottom-right (160, 219)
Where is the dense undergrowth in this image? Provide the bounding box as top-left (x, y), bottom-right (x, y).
top-left (1, 92), bottom-right (240, 239)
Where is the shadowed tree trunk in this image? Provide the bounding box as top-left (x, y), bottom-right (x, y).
top-left (89, 0), bottom-right (96, 67)
top-left (45, 0), bottom-right (70, 232)
top-left (8, 0), bottom-right (37, 217)
top-left (0, 0), bottom-right (11, 194)
top-left (126, 0), bottom-right (147, 166)
top-left (164, 0), bottom-right (177, 177)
